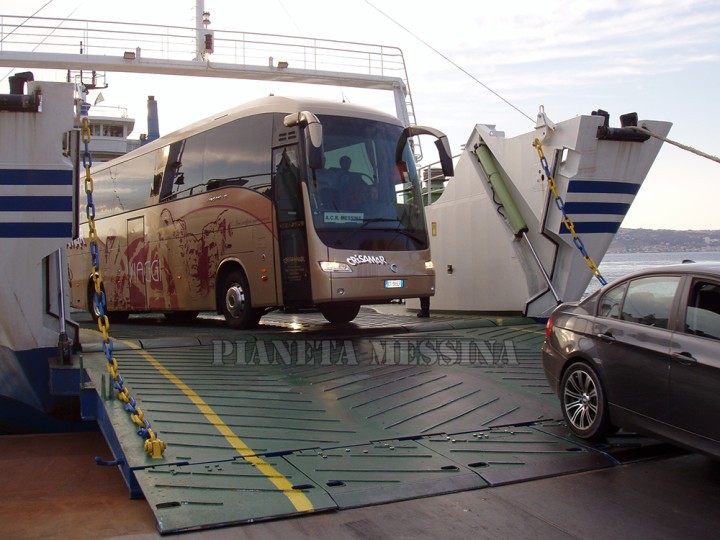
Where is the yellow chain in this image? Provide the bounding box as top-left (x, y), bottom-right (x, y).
top-left (533, 138), bottom-right (607, 285)
top-left (81, 115), bottom-right (165, 458)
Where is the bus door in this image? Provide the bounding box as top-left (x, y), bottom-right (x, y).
top-left (127, 216), bottom-right (148, 310)
top-left (272, 145), bottom-right (313, 307)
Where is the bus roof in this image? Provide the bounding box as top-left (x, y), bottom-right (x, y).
top-left (101, 95), bottom-right (403, 164)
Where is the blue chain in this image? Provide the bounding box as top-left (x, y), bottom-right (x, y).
top-left (81, 102), bottom-right (165, 457)
top-left (535, 142), bottom-right (607, 286)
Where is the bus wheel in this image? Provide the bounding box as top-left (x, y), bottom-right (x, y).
top-left (88, 283), bottom-right (128, 323)
top-left (164, 311), bottom-right (199, 324)
top-left (220, 270), bottom-right (259, 329)
top-left (319, 302), bottom-right (360, 324)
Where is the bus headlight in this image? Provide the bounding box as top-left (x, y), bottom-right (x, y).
top-left (425, 261), bottom-right (434, 270)
top-left (320, 261), bottom-right (353, 273)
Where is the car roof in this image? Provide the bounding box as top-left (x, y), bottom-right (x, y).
top-left (592, 262), bottom-right (720, 295)
top-left (624, 261), bottom-right (720, 277)
top-left (582, 261), bottom-right (720, 303)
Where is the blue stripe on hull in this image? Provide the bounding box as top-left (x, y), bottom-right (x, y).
top-left (0, 169), bottom-right (73, 185)
top-left (0, 196), bottom-right (73, 212)
top-left (563, 202), bottom-right (631, 215)
top-left (560, 221), bottom-right (621, 234)
top-left (567, 180), bottom-right (641, 195)
top-left (0, 222), bottom-right (73, 238)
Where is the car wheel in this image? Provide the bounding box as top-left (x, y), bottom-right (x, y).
top-left (220, 270), bottom-right (260, 329)
top-left (560, 362), bottom-right (614, 440)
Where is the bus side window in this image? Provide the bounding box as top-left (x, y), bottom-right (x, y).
top-left (160, 141), bottom-right (183, 201)
top-left (171, 134), bottom-right (205, 199)
top-left (151, 145), bottom-right (170, 198)
top-left (90, 168), bottom-right (116, 217)
top-left (159, 115), bottom-right (274, 202)
top-left (204, 115), bottom-right (273, 196)
top-left (111, 151), bottom-right (156, 213)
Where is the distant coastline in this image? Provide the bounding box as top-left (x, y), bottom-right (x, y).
top-left (609, 228), bottom-right (720, 253)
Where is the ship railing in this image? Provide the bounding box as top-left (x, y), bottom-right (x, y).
top-left (88, 105), bottom-right (130, 118)
top-left (0, 14), bottom-right (424, 160)
top-left (0, 15), bottom-right (407, 81)
top-left (418, 154), bottom-right (461, 206)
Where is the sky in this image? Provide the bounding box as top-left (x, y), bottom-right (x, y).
top-left (2, 0), bottom-right (719, 230)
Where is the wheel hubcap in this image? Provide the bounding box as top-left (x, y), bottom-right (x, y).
top-left (92, 291), bottom-right (103, 319)
top-left (564, 370), bottom-right (598, 430)
top-left (225, 284), bottom-right (245, 317)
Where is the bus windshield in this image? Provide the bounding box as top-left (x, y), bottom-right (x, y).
top-left (307, 115), bottom-right (428, 251)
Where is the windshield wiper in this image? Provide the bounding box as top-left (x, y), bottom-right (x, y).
top-left (389, 227), bottom-right (424, 242)
top-left (335, 217), bottom-right (399, 246)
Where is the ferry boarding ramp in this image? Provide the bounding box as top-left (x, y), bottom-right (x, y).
top-left (75, 307), bottom-right (671, 534)
top-left (0, 11), bottom-right (676, 536)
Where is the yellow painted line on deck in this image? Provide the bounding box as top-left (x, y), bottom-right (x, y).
top-left (121, 340), bottom-right (314, 513)
top-left (509, 326), bottom-right (546, 336)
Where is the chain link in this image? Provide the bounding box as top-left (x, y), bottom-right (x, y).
top-left (533, 138), bottom-right (608, 287)
top-left (81, 107), bottom-right (165, 458)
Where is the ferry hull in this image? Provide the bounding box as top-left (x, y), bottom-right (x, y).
top-left (423, 112), bottom-right (671, 317)
top-left (0, 81), bottom-right (80, 431)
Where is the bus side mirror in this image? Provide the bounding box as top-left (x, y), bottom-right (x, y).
top-left (395, 125), bottom-right (454, 177)
top-left (284, 111), bottom-right (324, 170)
top-left (434, 136), bottom-right (454, 177)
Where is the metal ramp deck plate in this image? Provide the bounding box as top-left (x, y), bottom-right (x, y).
top-left (135, 457), bottom-right (337, 532)
top-left (80, 322), bottom-right (652, 534)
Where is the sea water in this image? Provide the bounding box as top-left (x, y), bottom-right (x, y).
top-left (583, 251), bottom-right (720, 297)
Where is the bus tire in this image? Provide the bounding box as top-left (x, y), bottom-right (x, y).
top-left (319, 302), bottom-right (360, 324)
top-left (88, 282), bottom-right (128, 323)
top-left (220, 270), bottom-right (259, 329)
top-left (164, 311), bottom-right (199, 324)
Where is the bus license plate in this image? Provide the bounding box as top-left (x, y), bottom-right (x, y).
top-left (384, 279), bottom-right (404, 289)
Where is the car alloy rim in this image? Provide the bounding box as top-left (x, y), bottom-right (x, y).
top-left (563, 370), bottom-right (598, 430)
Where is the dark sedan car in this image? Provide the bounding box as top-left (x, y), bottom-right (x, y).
top-left (542, 262), bottom-right (720, 458)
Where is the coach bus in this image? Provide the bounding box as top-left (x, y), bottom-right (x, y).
top-left (67, 95), bottom-right (453, 328)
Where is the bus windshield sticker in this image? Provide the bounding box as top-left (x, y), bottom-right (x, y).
top-left (324, 212), bottom-right (364, 224)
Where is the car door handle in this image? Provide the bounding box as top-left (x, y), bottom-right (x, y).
top-left (596, 332), bottom-right (616, 343)
top-left (671, 352), bottom-right (697, 366)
